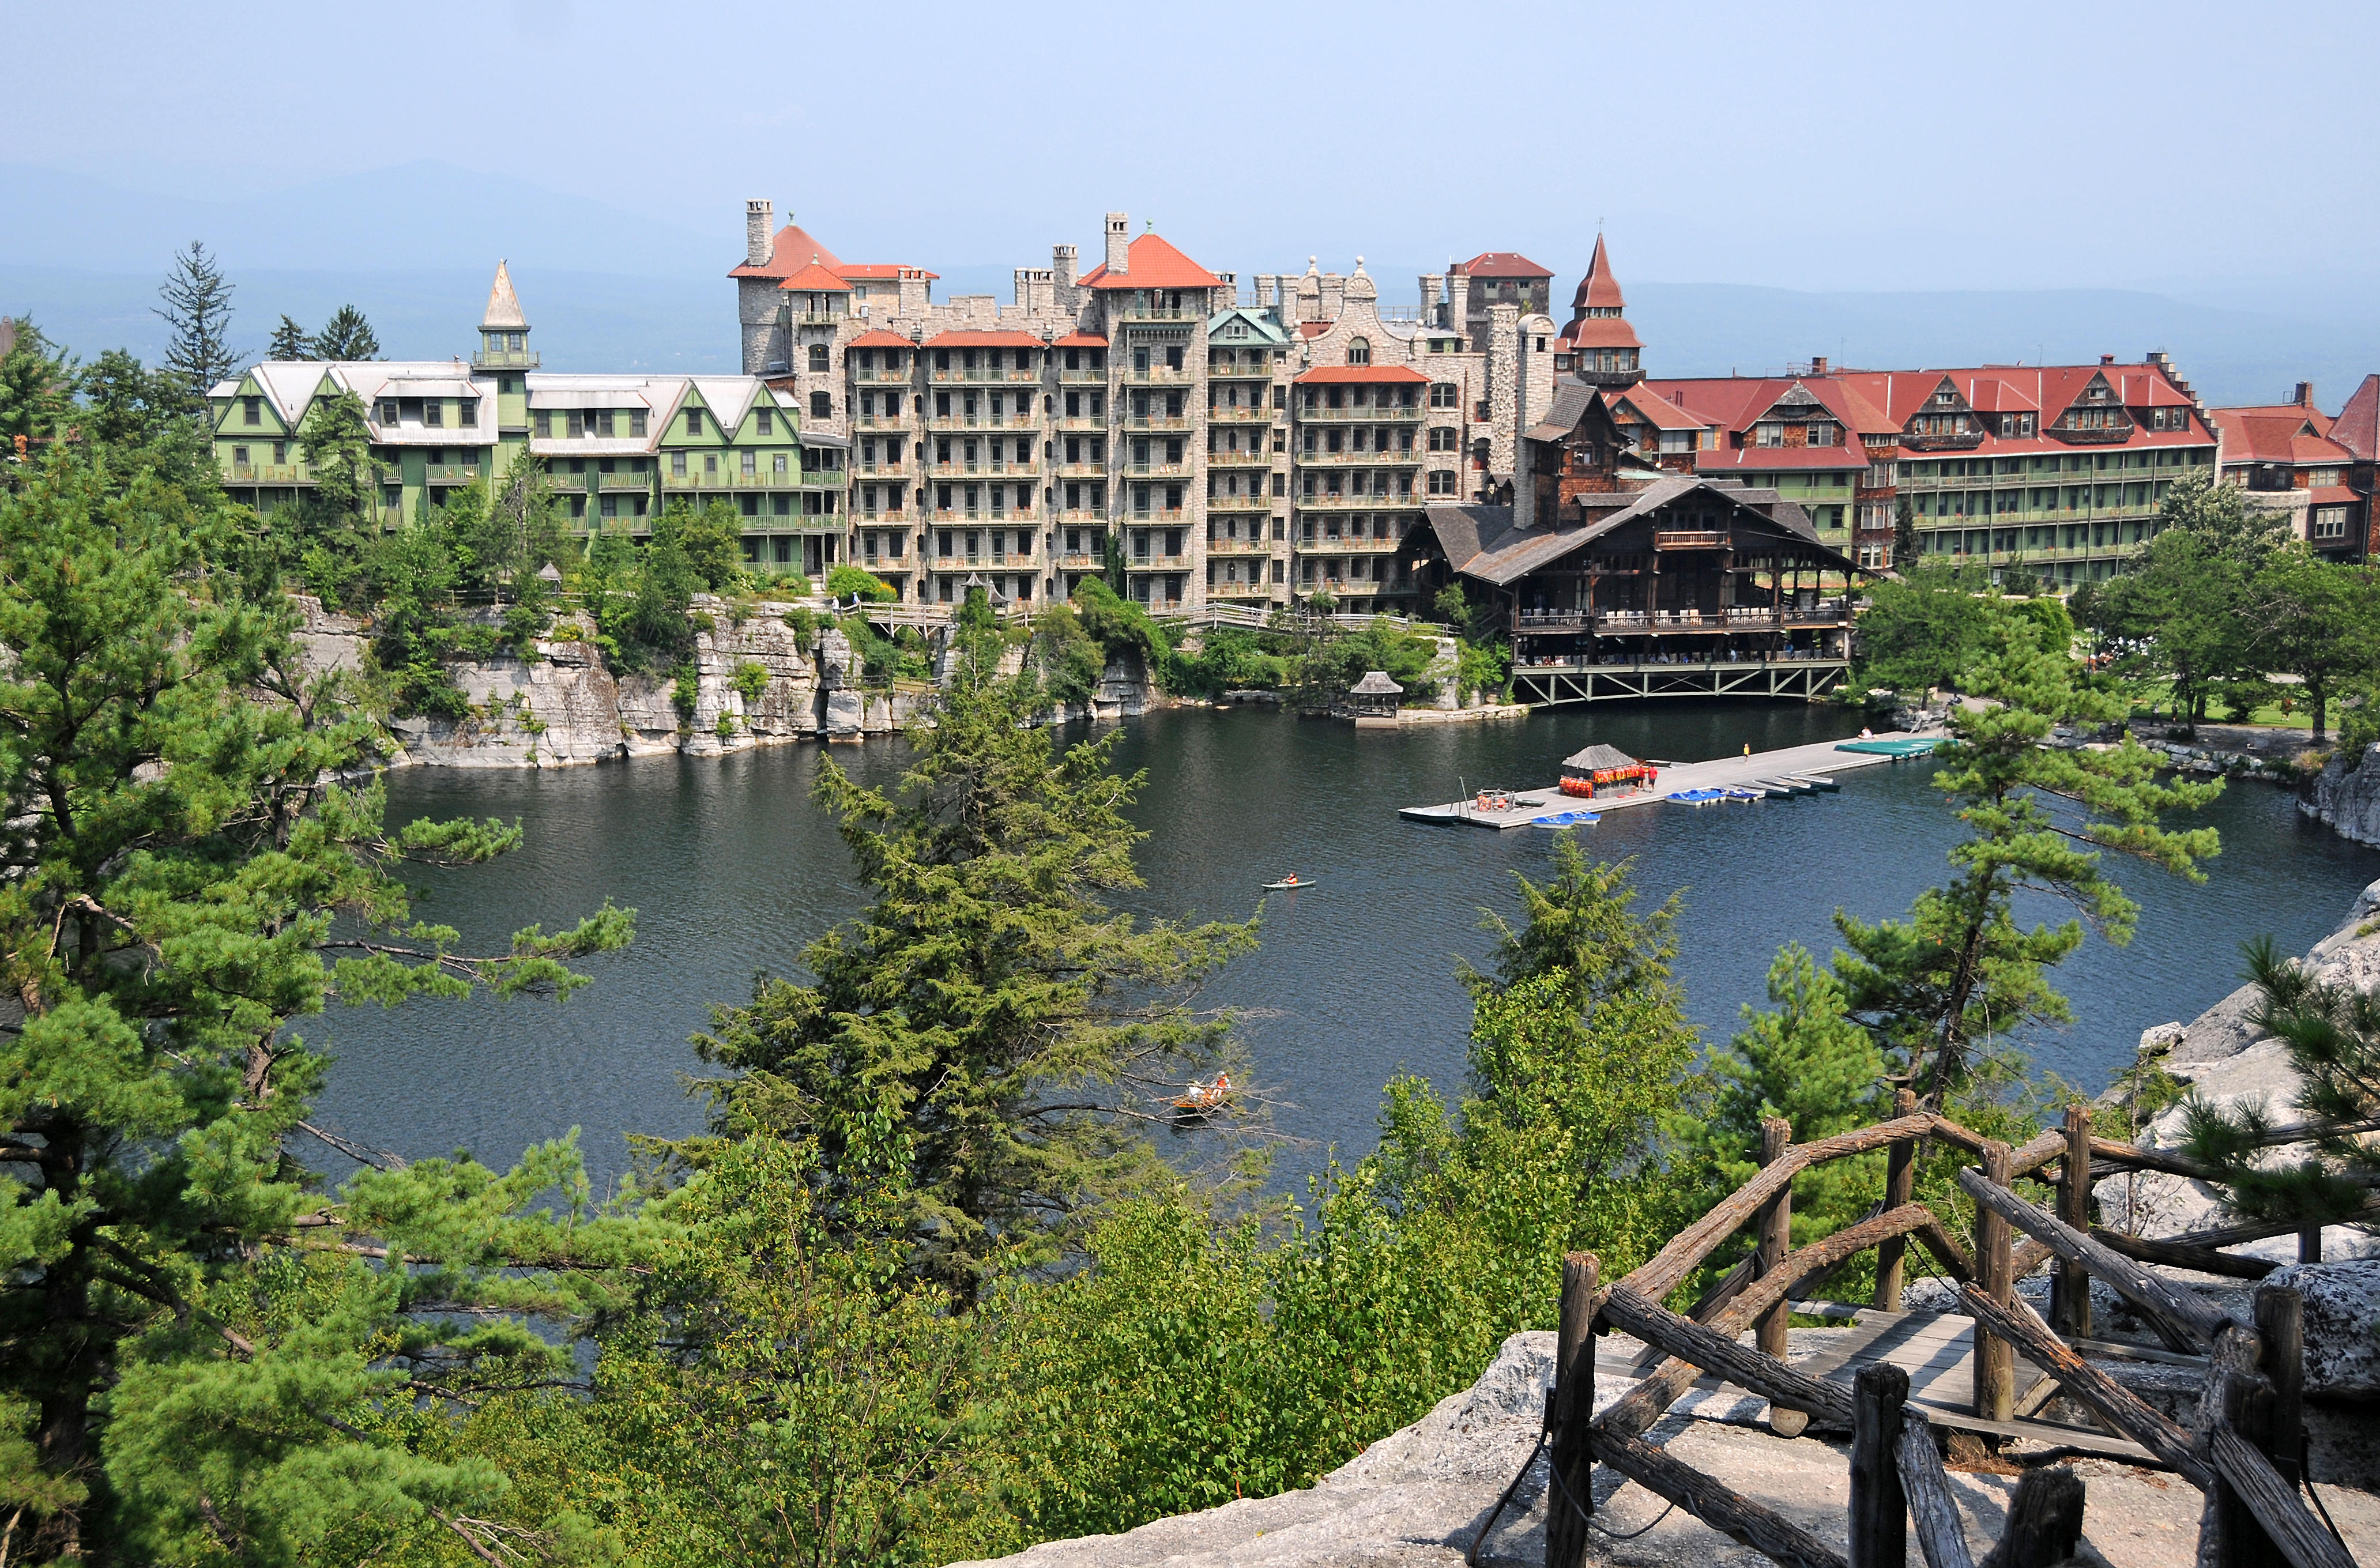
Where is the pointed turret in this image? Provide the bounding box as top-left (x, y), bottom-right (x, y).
top-left (1559, 233), bottom-right (1640, 386)
top-left (473, 260), bottom-right (537, 370)
top-left (481, 259), bottom-right (529, 331)
top-left (1573, 233), bottom-right (1625, 314)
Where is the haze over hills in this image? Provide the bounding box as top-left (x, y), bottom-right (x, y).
top-left (8, 160), bottom-right (2378, 408)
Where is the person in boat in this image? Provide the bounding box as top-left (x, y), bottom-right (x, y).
top-left (1279, 873), bottom-right (1298, 885)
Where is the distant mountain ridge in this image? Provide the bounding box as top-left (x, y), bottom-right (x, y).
top-left (7, 160), bottom-right (2377, 405)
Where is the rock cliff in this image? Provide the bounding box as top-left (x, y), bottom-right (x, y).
top-left (2306, 742), bottom-right (2380, 847)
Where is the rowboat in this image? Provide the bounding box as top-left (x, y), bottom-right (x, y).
top-left (1172, 1074), bottom-right (1234, 1115)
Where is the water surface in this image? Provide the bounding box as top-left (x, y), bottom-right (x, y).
top-left (310, 706), bottom-right (2380, 1186)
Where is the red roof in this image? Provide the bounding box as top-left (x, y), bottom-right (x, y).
top-left (1297, 321), bottom-right (1331, 338)
top-left (729, 223), bottom-right (844, 279)
top-left (1458, 250), bottom-right (1552, 280)
top-left (1073, 232), bottom-right (1224, 291)
top-left (2212, 409), bottom-right (2353, 468)
top-left (1296, 365), bottom-right (1430, 385)
top-left (1608, 386), bottom-right (1701, 431)
top-left (2330, 375), bottom-right (2380, 461)
top-left (1051, 331), bottom-right (1108, 347)
top-left (777, 262), bottom-right (850, 293)
top-left (1573, 233), bottom-right (1624, 312)
top-left (847, 328), bottom-right (914, 349)
top-left (1558, 317), bottom-right (1642, 350)
top-left (835, 263), bottom-right (937, 281)
top-left (924, 330), bottom-right (1045, 349)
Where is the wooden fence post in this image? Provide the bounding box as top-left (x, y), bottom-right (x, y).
top-left (1546, 1252), bottom-right (1599, 1568)
top-left (2209, 1367), bottom-right (2281, 1567)
top-left (1849, 1363), bottom-right (1909, 1568)
top-left (2055, 1104), bottom-right (2093, 1338)
top-left (1972, 1140), bottom-right (2014, 1423)
top-left (1876, 1088), bottom-right (1917, 1311)
top-left (2299, 1222), bottom-right (2323, 1264)
top-left (2254, 1284), bottom-right (2305, 1490)
top-left (1758, 1117), bottom-right (1793, 1360)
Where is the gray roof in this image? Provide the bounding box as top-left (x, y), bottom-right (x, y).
top-left (1423, 477), bottom-right (1850, 589)
top-left (1525, 379), bottom-right (1597, 443)
top-left (1350, 669), bottom-right (1404, 695)
top-left (1562, 744), bottom-right (1641, 772)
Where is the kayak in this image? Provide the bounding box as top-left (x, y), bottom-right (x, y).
top-left (1261, 879), bottom-right (1313, 891)
top-left (1532, 810), bottom-right (1600, 827)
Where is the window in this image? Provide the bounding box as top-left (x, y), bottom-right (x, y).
top-left (2313, 507), bottom-right (2349, 541)
top-left (232, 444), bottom-right (249, 465)
top-left (534, 410), bottom-right (553, 438)
top-left (461, 399), bottom-right (479, 427)
top-left (243, 395), bottom-right (262, 425)
top-left (375, 399), bottom-right (397, 424)
top-left (1348, 337), bottom-right (1370, 366)
top-left (567, 410), bottom-right (585, 439)
top-left (774, 453), bottom-right (789, 474)
top-left (1428, 469), bottom-right (1457, 495)
top-left (630, 409), bottom-right (647, 437)
top-left (1756, 423), bottom-right (1782, 447)
top-left (686, 408), bottom-right (705, 435)
top-left (741, 451), bottom-right (757, 476)
top-left (705, 453), bottom-right (718, 474)
top-left (423, 401), bottom-right (443, 428)
top-left (811, 391), bottom-right (831, 419)
top-left (756, 406), bottom-right (773, 436)
top-left (807, 345), bottom-right (829, 372)
top-left (593, 410), bottom-right (613, 438)
top-left (1428, 427), bottom-right (1456, 451)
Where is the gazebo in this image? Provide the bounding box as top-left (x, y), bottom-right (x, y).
top-left (1350, 669), bottom-right (1403, 727)
top-left (1559, 742), bottom-right (1655, 798)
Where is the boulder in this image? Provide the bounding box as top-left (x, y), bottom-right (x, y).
top-left (2265, 1260), bottom-right (2380, 1399)
top-left (2305, 743), bottom-right (2380, 847)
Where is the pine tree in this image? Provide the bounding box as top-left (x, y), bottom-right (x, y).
top-left (311, 303), bottom-right (381, 362)
top-left (153, 241), bottom-right (239, 404)
top-left (1892, 494), bottom-right (1918, 570)
top-left (295, 386), bottom-right (373, 522)
top-left (681, 639), bottom-right (1258, 1298)
top-left (0, 451), bottom-right (635, 1559)
top-left (266, 314), bottom-right (314, 360)
top-left (1833, 615), bottom-right (2223, 1102)
top-left (0, 317), bottom-right (76, 453)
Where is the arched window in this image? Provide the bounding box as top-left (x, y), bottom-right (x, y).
top-left (1347, 337), bottom-right (1370, 366)
top-left (808, 344), bottom-right (830, 372)
top-left (811, 391), bottom-right (831, 420)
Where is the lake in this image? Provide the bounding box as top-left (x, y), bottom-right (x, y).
top-left (307, 704), bottom-right (2380, 1188)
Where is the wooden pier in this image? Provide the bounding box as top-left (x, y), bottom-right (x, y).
top-left (1398, 734), bottom-right (1938, 830)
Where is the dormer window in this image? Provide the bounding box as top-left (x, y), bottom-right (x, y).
top-left (1349, 338), bottom-right (1371, 366)
top-left (1935, 391), bottom-right (1956, 407)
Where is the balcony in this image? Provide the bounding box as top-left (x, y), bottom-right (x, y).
top-left (1207, 537), bottom-right (1270, 555)
top-left (1127, 461), bottom-right (1192, 478)
top-left (1127, 510), bottom-right (1187, 525)
top-left (1296, 448), bottom-right (1418, 466)
top-left (592, 469), bottom-right (649, 491)
top-left (1208, 448), bottom-right (1271, 466)
top-left (1125, 415), bottom-right (1193, 431)
top-left (662, 468), bottom-right (805, 490)
top-left (1057, 366), bottom-right (1108, 385)
top-left (226, 462), bottom-right (312, 484)
top-left (1207, 495), bottom-right (1271, 513)
top-left (1127, 553), bottom-right (1191, 570)
top-left (1296, 402), bottom-right (1424, 422)
top-left (1056, 508), bottom-right (1107, 524)
top-left (1207, 361), bottom-right (1274, 380)
top-left (1128, 365), bottom-right (1193, 385)
top-left (1301, 533), bottom-right (1405, 553)
top-left (470, 346), bottom-right (539, 370)
top-left (1652, 529), bottom-right (1726, 550)
top-left (1296, 491), bottom-right (1417, 509)
top-left (1209, 405), bottom-right (1274, 422)
top-left (857, 509), bottom-right (910, 524)
top-left (1116, 304), bottom-right (1195, 321)
top-left (1057, 551), bottom-right (1102, 569)
top-left (930, 367), bottom-right (1038, 385)
top-left (851, 366), bottom-right (910, 383)
top-left (1055, 415), bottom-right (1105, 431)
top-left (854, 412), bottom-right (909, 429)
top-left (1211, 581), bottom-right (1271, 599)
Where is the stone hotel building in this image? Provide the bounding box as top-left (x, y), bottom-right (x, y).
top-left (730, 202), bottom-right (1568, 612)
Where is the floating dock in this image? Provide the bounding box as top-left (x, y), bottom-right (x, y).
top-left (1399, 734), bottom-right (1945, 830)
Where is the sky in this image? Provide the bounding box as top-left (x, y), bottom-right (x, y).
top-left (8, 0), bottom-right (2380, 401)
top-left (11, 0), bottom-right (2379, 295)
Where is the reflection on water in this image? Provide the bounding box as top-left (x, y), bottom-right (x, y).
top-left (311, 705), bottom-right (2380, 1189)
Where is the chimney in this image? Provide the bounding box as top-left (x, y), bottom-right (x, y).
top-left (2100, 353), bottom-right (2115, 365)
top-left (745, 199), bottom-right (774, 267)
top-left (1052, 243), bottom-right (1076, 291)
top-left (1104, 212), bottom-right (1129, 276)
top-left (2296, 380), bottom-right (2316, 409)
top-left (1811, 355), bottom-right (1829, 376)
top-left (1420, 273), bottom-right (1444, 327)
top-left (1255, 274), bottom-right (1276, 309)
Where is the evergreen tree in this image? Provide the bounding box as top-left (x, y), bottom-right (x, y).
top-left (153, 242), bottom-right (239, 405)
top-left (0, 451), bottom-right (635, 1559)
top-left (0, 318), bottom-right (76, 455)
top-left (681, 644), bottom-right (1258, 1298)
top-left (311, 303), bottom-right (381, 363)
top-left (295, 386), bottom-right (373, 525)
top-left (1833, 616), bottom-right (2222, 1101)
top-left (1671, 944), bottom-right (1886, 1256)
top-left (1892, 493), bottom-right (1918, 570)
top-left (266, 314), bottom-right (314, 360)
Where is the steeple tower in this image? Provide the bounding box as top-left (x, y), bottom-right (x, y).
top-left (1558, 233), bottom-right (1643, 386)
top-left (473, 260), bottom-right (537, 370)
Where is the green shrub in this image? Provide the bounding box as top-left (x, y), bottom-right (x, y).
top-left (827, 563), bottom-right (897, 602)
top-left (732, 659), bottom-right (769, 704)
top-left (670, 661), bottom-right (699, 719)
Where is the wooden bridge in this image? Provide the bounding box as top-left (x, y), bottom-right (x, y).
top-left (1509, 651), bottom-right (1849, 707)
top-left (1530, 1096), bottom-right (2353, 1568)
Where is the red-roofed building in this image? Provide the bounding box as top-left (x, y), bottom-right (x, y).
top-left (2212, 382), bottom-right (2366, 559)
top-left (1553, 235), bottom-right (1642, 388)
top-left (1453, 251), bottom-right (1553, 326)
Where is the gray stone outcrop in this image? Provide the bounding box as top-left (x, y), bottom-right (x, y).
top-left (2265, 1258), bottom-right (2380, 1397)
top-left (2307, 742), bottom-right (2380, 847)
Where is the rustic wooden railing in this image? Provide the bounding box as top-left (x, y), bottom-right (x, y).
top-left (1533, 1095), bottom-right (2353, 1568)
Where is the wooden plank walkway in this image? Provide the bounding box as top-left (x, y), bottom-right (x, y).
top-left (1399, 735), bottom-right (1931, 830)
top-left (1593, 1304), bottom-right (2161, 1465)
